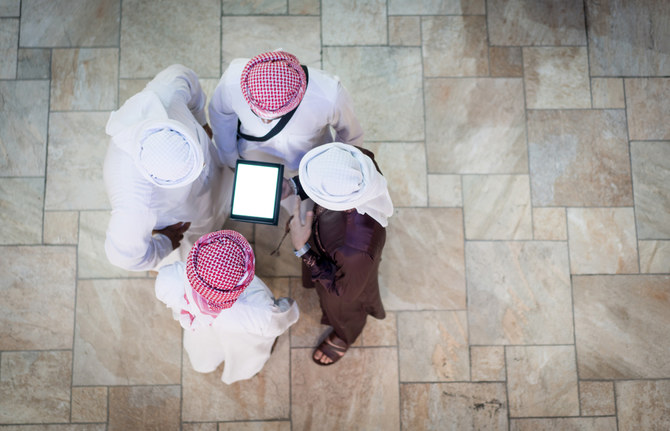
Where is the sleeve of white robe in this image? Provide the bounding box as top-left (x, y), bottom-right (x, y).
top-left (145, 64), bottom-right (208, 126)
top-left (208, 64), bottom-right (242, 168)
top-left (330, 82), bottom-right (364, 147)
top-left (154, 262), bottom-right (193, 328)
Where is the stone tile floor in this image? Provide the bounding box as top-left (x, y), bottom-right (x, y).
top-left (1, 0), bottom-right (669, 429)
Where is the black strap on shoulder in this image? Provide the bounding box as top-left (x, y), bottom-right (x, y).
top-left (237, 65), bottom-right (309, 142)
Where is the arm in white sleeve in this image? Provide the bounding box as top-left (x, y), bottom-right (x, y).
top-left (208, 74), bottom-right (241, 168)
top-left (263, 298), bottom-right (300, 338)
top-left (331, 82), bottom-right (364, 147)
top-left (145, 64), bottom-right (208, 126)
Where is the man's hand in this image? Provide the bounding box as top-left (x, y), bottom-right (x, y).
top-left (281, 178), bottom-right (293, 200)
top-left (289, 200), bottom-right (313, 250)
top-left (153, 221), bottom-right (191, 250)
top-left (202, 123), bottom-right (213, 140)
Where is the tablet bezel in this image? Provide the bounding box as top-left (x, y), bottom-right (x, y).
top-left (229, 159), bottom-right (284, 225)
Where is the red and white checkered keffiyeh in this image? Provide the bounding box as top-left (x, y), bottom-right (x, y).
top-left (186, 230), bottom-right (255, 312)
top-left (240, 51), bottom-right (307, 120)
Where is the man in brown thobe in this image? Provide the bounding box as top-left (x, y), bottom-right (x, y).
top-left (287, 142), bottom-right (394, 365)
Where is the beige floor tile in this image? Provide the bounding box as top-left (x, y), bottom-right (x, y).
top-left (388, 0), bottom-right (484, 14)
top-left (289, 278), bottom-right (329, 348)
top-left (586, 0), bottom-right (670, 76)
top-left (0, 246), bottom-right (75, 350)
top-left (324, 46), bottom-right (423, 142)
top-left (398, 311), bottom-right (469, 382)
top-left (401, 383), bottom-right (507, 430)
top-left (322, 0), bottom-right (386, 45)
top-left (591, 77), bottom-right (625, 109)
top-left (0, 0), bottom-right (20, 16)
top-left (118, 78), bottom-right (150, 107)
top-left (0, 351), bottom-right (72, 423)
top-left (467, 241), bottom-right (572, 345)
top-left (487, 0), bottom-right (586, 46)
top-left (626, 79), bottom-right (670, 140)
top-left (0, 425), bottom-right (106, 431)
top-left (17, 48), bottom-right (51, 79)
top-left (631, 141), bottom-right (670, 239)
top-left (44, 211), bottom-right (79, 244)
top-left (108, 386), bottom-right (180, 431)
top-left (19, 0), bottom-right (120, 47)
top-left (183, 424), bottom-right (218, 431)
top-left (573, 275), bottom-right (670, 379)
top-left (0, 178), bottom-right (44, 245)
top-left (292, 347), bottom-right (400, 431)
top-left (0, 18), bottom-right (17, 79)
top-left (221, 16), bottom-right (321, 71)
top-left (471, 346), bottom-right (505, 382)
top-left (510, 417), bottom-right (617, 430)
top-left (523, 47), bottom-right (590, 109)
top-left (533, 207), bottom-right (567, 240)
top-left (360, 311), bottom-right (396, 346)
top-left (380, 208), bottom-right (465, 310)
top-left (289, 0), bottom-right (319, 15)
top-left (389, 16), bottom-right (420, 46)
top-left (425, 78), bottom-right (527, 174)
top-left (463, 175), bottom-right (532, 240)
top-left (182, 333), bottom-right (290, 421)
top-left (489, 46), bottom-right (523, 77)
top-left (120, 0), bottom-right (219, 78)
top-left (422, 16), bottom-right (488, 77)
top-left (71, 386), bottom-right (107, 423)
top-left (254, 207), bottom-right (302, 277)
top-left (51, 48), bottom-right (118, 111)
top-left (73, 279), bottom-right (182, 385)
top-left (579, 381), bottom-right (615, 416)
top-left (616, 380), bottom-right (670, 431)
top-left (506, 345), bottom-right (579, 417)
top-left (223, 0), bottom-right (286, 14)
top-left (0, 80), bottom-right (49, 176)
top-left (528, 110), bottom-right (632, 207)
top-left (45, 112), bottom-right (110, 210)
top-left (219, 423), bottom-right (291, 431)
top-left (639, 240), bottom-right (670, 273)
top-left (428, 174), bottom-right (462, 207)
top-left (365, 142), bottom-right (427, 207)
top-left (567, 208), bottom-right (638, 274)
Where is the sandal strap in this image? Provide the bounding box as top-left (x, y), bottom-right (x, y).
top-left (316, 334), bottom-right (348, 363)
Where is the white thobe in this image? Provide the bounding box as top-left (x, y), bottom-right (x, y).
top-left (155, 263), bottom-right (300, 384)
top-left (104, 64), bottom-right (233, 271)
top-left (208, 59), bottom-right (364, 172)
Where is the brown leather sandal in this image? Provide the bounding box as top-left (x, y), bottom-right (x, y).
top-left (312, 332), bottom-right (348, 366)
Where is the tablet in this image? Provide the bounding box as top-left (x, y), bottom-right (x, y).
top-left (230, 160), bottom-right (284, 225)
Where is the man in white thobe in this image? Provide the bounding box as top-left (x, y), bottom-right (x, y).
top-left (104, 64), bottom-right (233, 271)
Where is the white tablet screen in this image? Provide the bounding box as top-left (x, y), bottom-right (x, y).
top-left (230, 161), bottom-right (283, 224)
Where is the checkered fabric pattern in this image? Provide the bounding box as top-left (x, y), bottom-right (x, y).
top-left (186, 230), bottom-right (255, 310)
top-left (240, 51), bottom-right (307, 120)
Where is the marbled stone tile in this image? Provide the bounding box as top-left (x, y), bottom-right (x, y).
top-left (573, 275), bottom-right (670, 379)
top-left (0, 0), bottom-right (20, 16)
top-left (639, 241), bottom-right (670, 273)
top-left (322, 0), bottom-right (386, 45)
top-left (17, 48), bottom-right (51, 79)
top-left (401, 383), bottom-right (507, 430)
top-left (289, 278), bottom-right (329, 348)
top-left (0, 18), bottom-right (18, 79)
top-left (567, 208), bottom-right (638, 274)
top-left (616, 380), bottom-right (670, 431)
top-left (360, 311), bottom-right (396, 346)
top-left (0, 80), bottom-right (49, 176)
top-left (527, 110), bottom-right (632, 207)
top-left (183, 424), bottom-right (218, 431)
top-left (0, 425), bottom-right (106, 431)
top-left (523, 47), bottom-right (590, 109)
top-left (254, 208), bottom-right (301, 278)
top-left (71, 387), bottom-right (107, 423)
top-left (398, 311), bottom-right (469, 382)
top-left (389, 16), bottom-right (420, 46)
top-left (45, 112), bottom-right (110, 210)
top-left (0, 245), bottom-right (75, 351)
top-left (579, 381), bottom-right (615, 416)
top-left (324, 47), bottom-right (423, 142)
top-left (467, 241), bottom-right (573, 345)
top-left (631, 141), bottom-right (670, 239)
top-left (422, 16), bottom-right (488, 77)
top-left (490, 46), bottom-right (523, 77)
top-left (510, 417), bottom-right (618, 431)
top-left (587, 0), bottom-right (670, 76)
top-left (182, 333), bottom-right (290, 421)
top-left (591, 77), bottom-right (625, 109)
top-left (463, 175), bottom-right (532, 240)
top-left (506, 345), bottom-right (579, 417)
top-left (388, 0), bottom-right (484, 15)
top-left (292, 347), bottom-right (399, 431)
top-left (533, 207), bottom-right (567, 240)
top-left (73, 279), bottom-right (182, 385)
top-left (0, 351), bottom-right (71, 423)
top-left (108, 386), bottom-right (180, 431)
top-left (365, 142), bottom-right (427, 207)
top-left (471, 346), bottom-right (505, 382)
top-left (289, 0), bottom-right (319, 15)
top-left (0, 178), bottom-right (44, 245)
top-left (487, 0), bottom-right (587, 46)
top-left (380, 208), bottom-right (465, 310)
top-left (219, 423), bottom-right (291, 431)
top-left (222, 0), bottom-right (286, 14)
top-left (222, 17), bottom-right (320, 70)
top-left (222, 217), bottom-right (255, 246)
top-left (425, 78), bottom-right (526, 174)
top-left (118, 78), bottom-right (149, 106)
top-left (19, 0), bottom-right (120, 47)
top-left (428, 175), bottom-right (462, 207)
top-left (51, 48), bottom-right (118, 111)
top-left (625, 78), bottom-right (670, 140)
top-left (44, 211), bottom-right (79, 245)
top-left (120, 0), bottom-right (219, 78)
